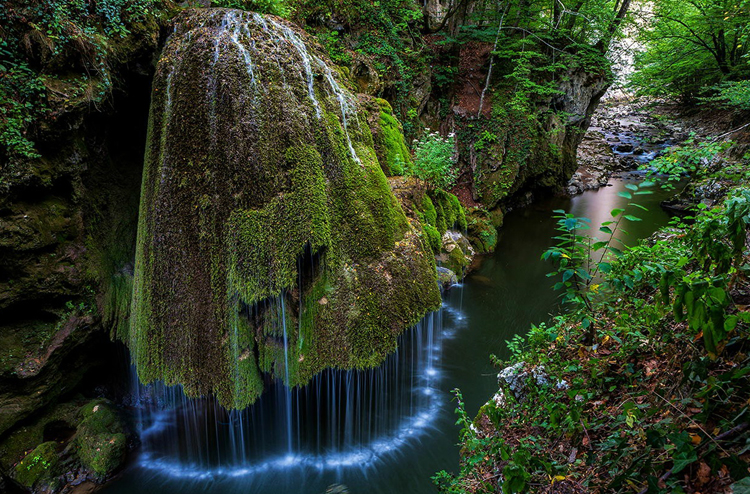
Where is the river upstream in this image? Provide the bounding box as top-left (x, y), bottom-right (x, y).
top-left (100, 177), bottom-right (676, 494)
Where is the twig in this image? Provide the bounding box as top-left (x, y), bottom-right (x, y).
top-left (711, 121), bottom-right (750, 142)
top-left (581, 419), bottom-right (593, 448)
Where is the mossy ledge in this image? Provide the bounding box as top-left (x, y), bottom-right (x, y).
top-left (127, 8), bottom-right (440, 409)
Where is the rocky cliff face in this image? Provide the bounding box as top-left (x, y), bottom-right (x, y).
top-left (127, 9), bottom-right (440, 409)
top-left (443, 44), bottom-right (609, 213)
top-left (0, 19), bottom-right (158, 439)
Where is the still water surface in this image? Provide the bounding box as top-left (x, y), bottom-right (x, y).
top-left (102, 177), bottom-right (676, 494)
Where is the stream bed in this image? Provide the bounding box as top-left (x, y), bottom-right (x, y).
top-left (101, 177), bottom-right (677, 494)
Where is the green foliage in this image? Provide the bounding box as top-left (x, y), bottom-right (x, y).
top-left (631, 0), bottom-right (750, 100)
top-left (701, 80), bottom-right (750, 110)
top-left (441, 179), bottom-right (750, 491)
top-left (0, 48), bottom-right (46, 162)
top-left (407, 131), bottom-right (457, 190)
top-left (294, 0), bottom-right (426, 132)
top-left (659, 189), bottom-right (750, 356)
top-left (0, 0), bottom-right (162, 181)
top-left (211, 0), bottom-right (292, 17)
top-left (315, 29), bottom-right (351, 65)
top-left (542, 182), bottom-right (653, 319)
top-left (645, 137), bottom-right (730, 189)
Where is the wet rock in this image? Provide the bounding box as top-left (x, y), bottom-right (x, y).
top-left (128, 9), bottom-right (442, 405)
top-left (437, 231), bottom-right (475, 277)
top-left (497, 362), bottom-right (529, 400)
top-left (465, 208), bottom-right (498, 254)
top-left (615, 143), bottom-right (633, 153)
top-left (436, 267), bottom-right (458, 289)
top-left (12, 441), bottom-right (60, 489)
top-left (351, 54), bottom-right (381, 95)
top-left (694, 179), bottom-right (729, 202)
top-left (73, 399), bottom-right (127, 480)
top-left (569, 131), bottom-right (616, 195)
top-left (633, 146), bottom-right (645, 155)
top-left (497, 362), bottom-right (566, 403)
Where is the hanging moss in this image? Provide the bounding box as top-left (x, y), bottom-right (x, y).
top-left (423, 224), bottom-right (441, 253)
top-left (368, 98), bottom-right (413, 176)
top-left (127, 9), bottom-right (439, 408)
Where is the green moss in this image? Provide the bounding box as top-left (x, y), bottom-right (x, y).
top-left (464, 100), bottom-right (570, 210)
top-left (489, 207), bottom-right (505, 229)
top-left (422, 189), bottom-right (467, 235)
top-left (75, 400), bottom-right (126, 479)
top-left (369, 98), bottom-right (413, 176)
top-left (13, 441), bottom-right (59, 488)
top-left (423, 224), bottom-right (441, 253)
top-left (466, 207), bottom-right (498, 254)
top-left (128, 10), bottom-right (439, 408)
top-left (421, 194), bottom-right (438, 226)
top-left (226, 144), bottom-right (331, 306)
top-left (102, 272), bottom-right (133, 341)
top-left (77, 432), bottom-right (126, 478)
top-left (443, 243), bottom-right (471, 275)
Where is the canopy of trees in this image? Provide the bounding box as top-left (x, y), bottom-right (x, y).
top-left (631, 0), bottom-right (750, 101)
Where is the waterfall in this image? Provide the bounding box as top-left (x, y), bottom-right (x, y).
top-left (129, 308), bottom-right (451, 477)
top-left (129, 7), bottom-right (444, 408)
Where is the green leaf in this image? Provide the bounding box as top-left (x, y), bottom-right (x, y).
top-left (618, 191), bottom-right (633, 199)
top-left (610, 208), bottom-right (625, 217)
top-left (599, 226), bottom-right (613, 234)
top-left (592, 241), bottom-right (608, 250)
top-left (731, 477), bottom-right (750, 494)
top-left (671, 450), bottom-right (698, 474)
top-left (624, 215), bottom-right (642, 222)
top-left (625, 183), bottom-right (639, 191)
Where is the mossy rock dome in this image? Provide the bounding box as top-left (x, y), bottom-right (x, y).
top-left (128, 8), bottom-right (440, 409)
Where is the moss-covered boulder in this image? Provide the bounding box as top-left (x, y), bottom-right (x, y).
top-left (74, 399), bottom-right (126, 479)
top-left (12, 441), bottom-right (60, 489)
top-left (436, 266), bottom-right (458, 289)
top-left (128, 9), bottom-right (440, 409)
top-left (437, 231), bottom-right (475, 276)
top-left (466, 207), bottom-right (498, 254)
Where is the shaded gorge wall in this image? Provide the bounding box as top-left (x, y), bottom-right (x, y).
top-left (125, 9), bottom-right (441, 410)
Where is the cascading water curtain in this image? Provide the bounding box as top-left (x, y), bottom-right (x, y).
top-left (130, 309), bottom-right (447, 476)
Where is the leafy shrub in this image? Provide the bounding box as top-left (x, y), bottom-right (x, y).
top-left (408, 131), bottom-right (457, 190)
top-left (702, 80), bottom-right (750, 111)
top-left (645, 137), bottom-right (729, 188)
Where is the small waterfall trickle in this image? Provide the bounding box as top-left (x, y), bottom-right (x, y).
top-left (279, 294), bottom-right (293, 455)
top-left (129, 307), bottom-right (454, 478)
top-left (264, 16), bottom-right (361, 165)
